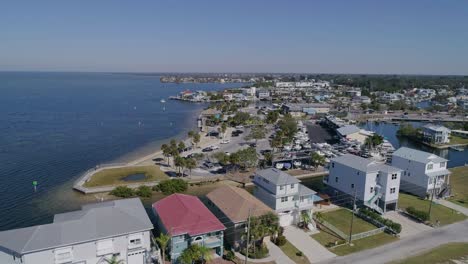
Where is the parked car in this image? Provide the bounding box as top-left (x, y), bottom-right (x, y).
top-left (202, 147), bottom-right (213, 152)
top-left (210, 145), bottom-right (220, 150)
top-left (220, 139), bottom-right (230, 144)
top-left (235, 125), bottom-right (244, 129)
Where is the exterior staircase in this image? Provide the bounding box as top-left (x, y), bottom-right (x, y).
top-left (438, 183), bottom-right (451, 198)
top-left (366, 186), bottom-right (383, 214)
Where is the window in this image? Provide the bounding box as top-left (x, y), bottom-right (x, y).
top-left (281, 197), bottom-right (289, 202)
top-left (335, 177), bottom-right (338, 183)
top-left (54, 247), bottom-right (73, 264)
top-left (357, 171), bottom-right (360, 175)
top-left (130, 238), bottom-right (141, 245)
top-left (427, 164), bottom-right (433, 170)
top-left (370, 187), bottom-right (374, 193)
top-left (440, 162), bottom-right (446, 168)
top-left (392, 174), bottom-right (397, 180)
top-left (404, 171), bottom-right (406, 176)
top-left (408, 172), bottom-right (411, 176)
top-left (300, 196), bottom-right (304, 202)
top-left (279, 185), bottom-right (284, 190)
top-left (390, 188), bottom-right (396, 194)
top-left (351, 184), bottom-right (355, 189)
top-left (128, 234), bottom-right (143, 249)
top-left (332, 162), bottom-right (335, 168)
top-left (291, 184), bottom-right (295, 189)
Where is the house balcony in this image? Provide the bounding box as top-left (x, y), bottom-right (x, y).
top-left (203, 236), bottom-right (223, 249)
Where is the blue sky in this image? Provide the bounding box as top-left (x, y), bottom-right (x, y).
top-left (1, 0), bottom-right (467, 74)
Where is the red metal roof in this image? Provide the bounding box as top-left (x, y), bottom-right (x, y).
top-left (152, 194), bottom-right (225, 236)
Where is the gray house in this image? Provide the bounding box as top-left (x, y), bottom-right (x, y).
top-left (422, 124), bottom-right (451, 144)
top-left (0, 198), bottom-right (153, 264)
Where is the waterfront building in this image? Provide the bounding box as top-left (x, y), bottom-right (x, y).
top-left (281, 103), bottom-right (331, 116)
top-left (325, 154), bottom-right (402, 214)
top-left (336, 125), bottom-right (373, 145)
top-left (206, 186), bottom-right (272, 251)
top-left (253, 168), bottom-right (317, 227)
top-left (392, 147), bottom-right (451, 198)
top-left (422, 124), bottom-right (451, 145)
top-left (152, 194), bottom-right (225, 263)
top-left (275, 82), bottom-right (295, 88)
top-left (0, 198), bottom-right (154, 264)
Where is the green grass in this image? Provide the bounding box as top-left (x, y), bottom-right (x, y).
top-left (448, 166), bottom-right (468, 208)
top-left (321, 209), bottom-right (377, 235)
top-left (84, 165), bottom-right (168, 187)
top-left (392, 243), bottom-right (468, 264)
top-left (449, 135), bottom-right (468, 145)
top-left (278, 240), bottom-right (311, 264)
top-left (398, 193), bottom-right (467, 225)
top-left (311, 231), bottom-right (397, 256)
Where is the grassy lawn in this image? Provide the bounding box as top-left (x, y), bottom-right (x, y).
top-left (321, 209), bottom-right (377, 235)
top-left (84, 165), bottom-right (168, 187)
top-left (448, 166), bottom-right (468, 208)
top-left (311, 230), bottom-right (397, 256)
top-left (398, 193), bottom-right (466, 225)
top-left (449, 135), bottom-right (468, 145)
top-left (392, 243), bottom-right (468, 264)
top-left (278, 240), bottom-right (311, 264)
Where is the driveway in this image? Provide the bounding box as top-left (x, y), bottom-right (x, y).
top-left (385, 211), bottom-right (432, 238)
top-left (284, 226), bottom-right (336, 263)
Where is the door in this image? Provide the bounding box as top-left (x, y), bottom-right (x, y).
top-left (279, 212), bottom-right (294, 226)
top-left (127, 250), bottom-right (145, 264)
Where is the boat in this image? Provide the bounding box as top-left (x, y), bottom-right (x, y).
top-left (275, 163), bottom-right (284, 169)
top-left (283, 145), bottom-right (292, 151)
top-left (283, 163), bottom-right (292, 170)
top-left (293, 160), bottom-right (302, 167)
top-left (303, 143), bottom-right (312, 149)
top-left (294, 145), bottom-right (302, 151)
top-left (160, 99), bottom-right (166, 103)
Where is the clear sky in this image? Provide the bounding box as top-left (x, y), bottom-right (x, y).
top-left (1, 0), bottom-right (467, 75)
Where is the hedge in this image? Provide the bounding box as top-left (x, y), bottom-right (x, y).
top-left (406, 206), bottom-right (429, 221)
top-left (360, 208), bottom-right (402, 234)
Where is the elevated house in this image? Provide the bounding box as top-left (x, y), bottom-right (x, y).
top-left (325, 154), bottom-right (402, 214)
top-left (152, 194), bottom-right (225, 263)
top-left (392, 147), bottom-right (451, 198)
top-left (253, 168), bottom-right (318, 227)
top-left (422, 124), bottom-right (451, 145)
top-left (0, 198), bottom-right (153, 264)
top-left (206, 185), bottom-right (273, 251)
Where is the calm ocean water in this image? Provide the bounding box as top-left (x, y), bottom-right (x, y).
top-left (0, 72), bottom-right (242, 231)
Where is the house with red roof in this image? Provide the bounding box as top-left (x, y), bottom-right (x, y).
top-left (152, 194), bottom-right (226, 263)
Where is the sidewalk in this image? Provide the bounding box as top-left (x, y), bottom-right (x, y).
top-left (284, 226), bottom-right (336, 263)
top-left (435, 199), bottom-right (468, 216)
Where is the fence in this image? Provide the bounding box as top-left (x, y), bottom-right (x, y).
top-left (350, 227), bottom-right (385, 241)
top-left (314, 217), bottom-right (348, 240)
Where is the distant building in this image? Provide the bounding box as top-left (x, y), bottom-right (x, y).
top-left (152, 194), bottom-right (225, 263)
top-left (392, 147), bottom-right (451, 198)
top-left (422, 124), bottom-right (451, 145)
top-left (281, 103), bottom-right (331, 116)
top-left (206, 186), bottom-right (272, 251)
top-left (256, 89), bottom-right (270, 99)
top-left (346, 88), bottom-right (362, 97)
top-left (275, 82), bottom-right (295, 88)
top-left (0, 198), bottom-right (153, 264)
top-left (325, 154), bottom-right (402, 213)
top-left (253, 168), bottom-right (318, 227)
top-left (353, 96), bottom-right (371, 104)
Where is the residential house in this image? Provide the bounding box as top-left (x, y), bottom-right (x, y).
top-left (256, 89), bottom-right (270, 99)
top-left (152, 194), bottom-right (226, 263)
top-left (392, 147), bottom-right (451, 198)
top-left (422, 124), bottom-right (451, 145)
top-left (0, 198), bottom-right (153, 264)
top-left (253, 168), bottom-right (317, 227)
top-left (325, 154), bottom-right (402, 213)
top-left (206, 186), bottom-right (272, 251)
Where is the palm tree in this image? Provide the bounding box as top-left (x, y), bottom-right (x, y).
top-left (185, 158), bottom-right (197, 177)
top-left (197, 245), bottom-right (213, 263)
top-left (220, 122), bottom-right (227, 139)
top-left (193, 133), bottom-right (201, 148)
top-left (161, 144), bottom-right (170, 166)
top-left (104, 255), bottom-right (124, 264)
top-left (301, 211), bottom-right (312, 229)
top-left (154, 233), bottom-right (170, 263)
top-left (310, 152), bottom-right (326, 170)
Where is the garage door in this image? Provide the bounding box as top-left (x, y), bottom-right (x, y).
top-left (279, 212), bottom-right (294, 227)
top-left (127, 250), bottom-right (145, 264)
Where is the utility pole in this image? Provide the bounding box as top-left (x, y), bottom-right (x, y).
top-left (428, 177), bottom-right (436, 221)
top-left (348, 188), bottom-right (357, 245)
top-left (245, 208), bottom-right (251, 264)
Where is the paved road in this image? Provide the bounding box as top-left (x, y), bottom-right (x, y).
top-left (385, 211), bottom-right (432, 238)
top-left (284, 226), bottom-right (336, 263)
top-left (318, 219), bottom-right (468, 264)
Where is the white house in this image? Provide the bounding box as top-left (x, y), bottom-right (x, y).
top-left (392, 147), bottom-right (451, 198)
top-left (422, 124), bottom-right (451, 145)
top-left (325, 154), bottom-right (402, 214)
top-left (0, 198), bottom-right (154, 264)
top-left (253, 168), bottom-right (317, 227)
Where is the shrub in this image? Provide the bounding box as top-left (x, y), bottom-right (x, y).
top-left (275, 235), bottom-right (287, 246)
top-left (296, 251), bottom-right (303, 257)
top-left (152, 185), bottom-right (160, 192)
top-left (360, 208), bottom-right (402, 234)
top-left (225, 250), bottom-right (235, 261)
top-left (157, 179), bottom-right (188, 195)
top-left (110, 186), bottom-right (134, 198)
top-left (135, 185), bottom-right (152, 197)
top-left (406, 206), bottom-right (429, 221)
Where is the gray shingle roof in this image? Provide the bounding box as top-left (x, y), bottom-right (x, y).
top-left (337, 125), bottom-right (360, 136)
top-left (423, 124), bottom-right (451, 132)
top-left (298, 185), bottom-right (317, 196)
top-left (393, 147), bottom-right (447, 163)
top-left (256, 168), bottom-right (300, 185)
top-left (0, 198), bottom-right (152, 255)
top-left (331, 154), bottom-right (401, 173)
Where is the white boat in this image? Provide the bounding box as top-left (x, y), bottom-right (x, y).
top-left (284, 145), bottom-right (292, 151)
top-left (160, 99), bottom-right (166, 103)
top-left (275, 163), bottom-right (284, 169)
top-left (303, 143), bottom-right (312, 149)
top-left (294, 145), bottom-right (302, 151)
top-left (293, 160), bottom-right (302, 167)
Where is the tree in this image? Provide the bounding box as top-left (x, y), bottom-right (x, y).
top-left (178, 141), bottom-right (186, 153)
top-left (161, 144), bottom-right (171, 166)
top-left (174, 156), bottom-right (186, 176)
top-left (110, 186), bottom-right (134, 198)
top-left (154, 233), bottom-right (170, 263)
top-left (193, 133), bottom-right (201, 148)
top-left (157, 179), bottom-right (188, 194)
top-left (244, 212), bottom-right (279, 255)
top-left (246, 125), bottom-right (266, 144)
top-left (135, 185), bottom-right (152, 197)
top-left (179, 244), bottom-right (213, 264)
top-left (185, 158), bottom-right (197, 177)
top-left (266, 111), bottom-right (279, 124)
top-left (365, 134), bottom-right (384, 148)
top-left (277, 116), bottom-right (297, 142)
top-left (300, 211), bottom-right (312, 229)
top-left (220, 122), bottom-right (227, 138)
top-left (104, 256), bottom-right (124, 264)
top-left (310, 152), bottom-right (326, 170)
top-left (230, 112), bottom-right (251, 126)
top-left (235, 147), bottom-right (258, 169)
top-left (213, 152), bottom-right (230, 166)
